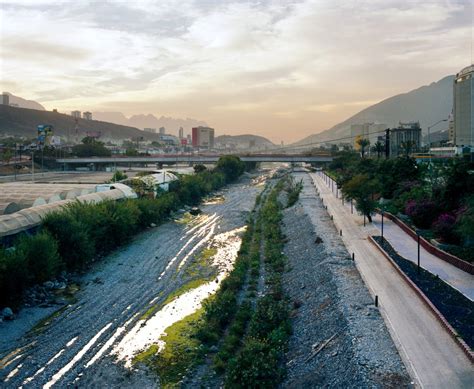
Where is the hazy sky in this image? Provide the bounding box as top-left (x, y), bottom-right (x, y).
top-left (0, 0), bottom-right (471, 142)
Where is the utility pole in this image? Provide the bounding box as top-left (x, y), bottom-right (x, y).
top-left (385, 128), bottom-right (390, 159)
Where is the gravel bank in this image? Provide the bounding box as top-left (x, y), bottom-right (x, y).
top-left (281, 171), bottom-right (411, 388)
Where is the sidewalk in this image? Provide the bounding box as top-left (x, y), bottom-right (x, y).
top-left (310, 171), bottom-right (474, 389)
top-left (318, 172), bottom-right (474, 301)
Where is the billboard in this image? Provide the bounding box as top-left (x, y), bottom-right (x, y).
top-left (37, 124), bottom-right (54, 146)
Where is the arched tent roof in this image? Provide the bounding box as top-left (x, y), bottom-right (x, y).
top-left (0, 189), bottom-right (128, 238)
top-left (95, 183), bottom-right (137, 199)
top-left (0, 202), bottom-right (21, 215)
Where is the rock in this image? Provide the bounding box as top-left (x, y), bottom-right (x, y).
top-left (43, 281), bottom-right (55, 289)
top-left (56, 282), bottom-right (67, 290)
top-left (150, 223), bottom-right (157, 228)
top-left (315, 236), bottom-right (323, 244)
top-left (2, 307), bottom-right (14, 320)
top-left (331, 351), bottom-right (338, 357)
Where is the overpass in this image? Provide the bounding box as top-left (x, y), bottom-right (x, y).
top-left (56, 154), bottom-right (333, 167)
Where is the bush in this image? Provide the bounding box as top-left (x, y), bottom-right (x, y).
top-left (42, 211), bottom-right (95, 270)
top-left (0, 248), bottom-right (29, 306)
top-left (405, 199), bottom-right (439, 229)
top-left (432, 213), bottom-right (459, 244)
top-left (17, 232), bottom-right (61, 283)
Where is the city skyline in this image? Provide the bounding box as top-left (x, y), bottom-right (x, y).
top-left (0, 0), bottom-right (472, 142)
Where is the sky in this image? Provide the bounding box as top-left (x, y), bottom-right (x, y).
top-left (0, 0), bottom-right (472, 143)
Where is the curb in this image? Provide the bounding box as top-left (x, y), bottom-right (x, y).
top-left (381, 212), bottom-right (474, 275)
top-left (368, 236), bottom-right (474, 363)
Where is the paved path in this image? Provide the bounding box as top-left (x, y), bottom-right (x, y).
top-left (371, 214), bottom-right (474, 300)
top-left (311, 171), bottom-right (473, 389)
top-left (319, 173), bottom-right (474, 301)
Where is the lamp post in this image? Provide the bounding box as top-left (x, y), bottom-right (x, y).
top-left (379, 197), bottom-right (387, 240)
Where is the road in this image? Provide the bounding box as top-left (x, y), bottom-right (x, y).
top-left (0, 174), bottom-right (262, 388)
top-left (311, 172), bottom-right (473, 389)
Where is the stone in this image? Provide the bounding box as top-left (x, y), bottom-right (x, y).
top-left (43, 281), bottom-right (55, 289)
top-left (315, 236), bottom-right (323, 244)
top-left (150, 223), bottom-right (157, 228)
top-left (2, 307), bottom-right (14, 320)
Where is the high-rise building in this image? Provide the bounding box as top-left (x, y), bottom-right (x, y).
top-left (192, 126), bottom-right (215, 149)
top-left (1, 93), bottom-right (9, 106)
top-left (83, 111), bottom-right (92, 120)
top-left (453, 65), bottom-right (474, 146)
top-left (144, 128), bottom-right (157, 133)
top-left (159, 127), bottom-right (166, 135)
top-left (178, 126), bottom-right (184, 139)
top-left (389, 121), bottom-right (421, 157)
top-left (71, 110), bottom-right (81, 119)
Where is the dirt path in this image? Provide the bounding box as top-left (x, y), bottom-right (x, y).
top-left (0, 174), bottom-right (264, 388)
top-left (281, 171), bottom-right (411, 388)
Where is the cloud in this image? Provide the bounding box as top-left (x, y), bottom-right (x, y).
top-left (0, 0), bottom-right (470, 142)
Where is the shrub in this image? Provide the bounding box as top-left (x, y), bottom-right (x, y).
top-left (404, 199), bottom-right (439, 229)
top-left (42, 211), bottom-right (94, 270)
top-left (0, 248), bottom-right (29, 306)
top-left (17, 232), bottom-right (61, 283)
top-left (432, 213), bottom-right (459, 244)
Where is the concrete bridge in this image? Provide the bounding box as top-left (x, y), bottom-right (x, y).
top-left (56, 154), bottom-right (333, 167)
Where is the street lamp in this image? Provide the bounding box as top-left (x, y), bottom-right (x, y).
top-left (379, 197), bottom-right (387, 240)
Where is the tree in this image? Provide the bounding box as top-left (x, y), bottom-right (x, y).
top-left (371, 141), bottom-right (384, 159)
top-left (216, 155), bottom-right (245, 183)
top-left (356, 138), bottom-right (370, 159)
top-left (342, 174), bottom-right (379, 222)
top-left (193, 164), bottom-right (207, 173)
top-left (111, 170), bottom-right (127, 182)
top-left (72, 137), bottom-right (111, 157)
top-left (125, 148), bottom-right (139, 156)
top-left (400, 140), bottom-right (416, 157)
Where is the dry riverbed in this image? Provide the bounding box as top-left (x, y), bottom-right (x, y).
top-left (0, 171), bottom-right (266, 388)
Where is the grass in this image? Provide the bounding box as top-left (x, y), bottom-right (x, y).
top-left (175, 212), bottom-right (196, 225)
top-left (140, 308), bottom-right (206, 388)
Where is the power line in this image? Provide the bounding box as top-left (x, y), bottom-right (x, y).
top-left (265, 128), bottom-right (389, 152)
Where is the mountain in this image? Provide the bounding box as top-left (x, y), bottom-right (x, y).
top-left (215, 134), bottom-right (274, 150)
top-left (94, 112), bottom-right (208, 135)
top-left (0, 105), bottom-right (162, 142)
top-left (294, 75), bottom-right (453, 146)
top-left (4, 92), bottom-right (45, 111)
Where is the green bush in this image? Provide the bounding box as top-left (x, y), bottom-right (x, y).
top-left (0, 248), bottom-right (29, 306)
top-left (17, 232), bottom-right (61, 283)
top-left (42, 211), bottom-right (94, 270)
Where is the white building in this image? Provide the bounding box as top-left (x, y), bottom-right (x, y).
top-left (83, 111), bottom-right (92, 120)
top-left (71, 110), bottom-right (81, 119)
top-left (1, 93), bottom-right (9, 106)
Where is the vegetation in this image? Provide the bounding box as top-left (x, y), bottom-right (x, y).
top-left (71, 136), bottom-right (111, 157)
top-left (141, 178), bottom-right (292, 387)
top-left (111, 170), bottom-right (128, 182)
top-left (328, 151), bottom-right (474, 261)
top-left (0, 156), bottom-right (251, 307)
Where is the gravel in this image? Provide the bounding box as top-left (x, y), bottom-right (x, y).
top-left (0, 173), bottom-right (262, 388)
top-left (281, 171), bottom-right (411, 388)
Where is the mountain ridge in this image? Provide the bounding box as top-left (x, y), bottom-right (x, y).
top-left (294, 75), bottom-right (454, 146)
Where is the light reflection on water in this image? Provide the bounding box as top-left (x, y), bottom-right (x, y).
top-left (113, 226), bottom-right (246, 368)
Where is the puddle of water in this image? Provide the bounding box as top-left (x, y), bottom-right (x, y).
top-left (113, 226), bottom-right (245, 368)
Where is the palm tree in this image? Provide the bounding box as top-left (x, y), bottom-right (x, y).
top-left (356, 138), bottom-right (370, 159)
top-left (371, 141), bottom-right (385, 159)
top-left (400, 140), bottom-right (415, 157)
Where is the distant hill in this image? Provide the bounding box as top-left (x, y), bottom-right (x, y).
top-left (215, 134), bottom-right (274, 150)
top-left (0, 105), bottom-right (162, 142)
top-left (294, 75), bottom-right (453, 146)
top-left (4, 92), bottom-right (45, 111)
top-left (94, 112), bottom-right (208, 135)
